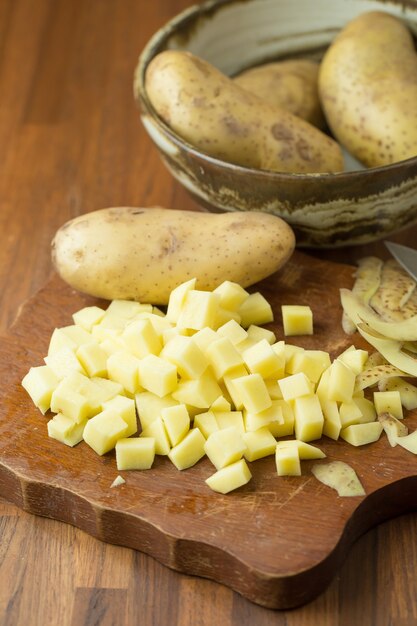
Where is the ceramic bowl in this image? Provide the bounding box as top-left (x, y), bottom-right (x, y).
top-left (134, 0), bottom-right (417, 248)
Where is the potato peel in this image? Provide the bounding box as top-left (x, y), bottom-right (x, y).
top-left (342, 257), bottom-right (382, 334)
top-left (311, 461), bottom-right (365, 497)
top-left (357, 322), bottom-right (417, 378)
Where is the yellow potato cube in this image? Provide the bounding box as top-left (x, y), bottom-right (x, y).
top-left (213, 280), bottom-right (249, 311)
top-left (216, 319), bottom-right (248, 346)
top-left (138, 354), bottom-right (177, 398)
top-left (281, 305), bottom-right (313, 336)
top-left (50, 384), bottom-right (93, 424)
top-left (47, 413), bottom-right (87, 447)
top-left (373, 390), bottom-right (403, 419)
top-left (327, 359), bottom-right (356, 403)
top-left (172, 371), bottom-right (222, 409)
top-left (168, 428), bottom-right (206, 470)
top-left (76, 342), bottom-right (108, 378)
top-left (161, 326), bottom-right (188, 346)
top-left (194, 411), bottom-right (219, 438)
top-left (380, 377), bottom-right (417, 410)
top-left (106, 299), bottom-right (151, 319)
top-left (321, 399), bottom-right (341, 441)
top-left (270, 400), bottom-right (295, 437)
top-left (90, 376), bottom-right (124, 402)
top-left (275, 446), bottom-right (301, 476)
top-left (338, 348), bottom-right (368, 375)
top-left (161, 404), bottom-right (190, 446)
top-left (122, 318), bottom-right (162, 358)
top-left (214, 306), bottom-right (241, 329)
top-left (166, 278), bottom-right (197, 323)
top-left (210, 396), bottom-right (231, 412)
top-left (222, 365), bottom-right (249, 410)
top-left (22, 365), bottom-right (60, 414)
top-left (340, 422), bottom-right (383, 446)
top-left (238, 292), bottom-right (273, 328)
top-left (232, 373), bottom-right (272, 414)
top-left (293, 395), bottom-right (324, 442)
top-left (214, 411), bottom-right (245, 434)
top-left (244, 400), bottom-right (284, 432)
top-left (276, 440), bottom-right (325, 460)
top-left (278, 372), bottom-right (313, 402)
top-left (234, 338), bottom-right (257, 355)
top-left (134, 312), bottom-right (173, 337)
top-left (115, 437), bottom-right (155, 470)
top-left (204, 426), bottom-right (247, 469)
top-left (247, 325), bottom-right (276, 345)
top-left (48, 325), bottom-right (94, 356)
top-left (83, 409), bottom-right (129, 456)
top-left (44, 347), bottom-right (86, 380)
top-left (353, 397), bottom-right (377, 423)
top-left (242, 339), bottom-right (285, 379)
top-left (205, 458), bottom-right (252, 494)
top-left (140, 417), bottom-right (171, 455)
top-left (177, 290), bottom-right (220, 331)
top-left (99, 336), bottom-right (126, 356)
top-left (289, 350), bottom-right (331, 384)
top-left (339, 400), bottom-right (364, 428)
top-left (135, 391), bottom-right (178, 429)
top-left (161, 335), bottom-right (208, 379)
top-left (243, 427), bottom-right (276, 461)
top-left (103, 395), bottom-right (137, 437)
top-left (283, 344), bottom-right (305, 374)
top-left (72, 306), bottom-right (105, 331)
top-left (191, 326), bottom-right (218, 352)
top-left (107, 351), bottom-right (141, 395)
top-left (264, 379), bottom-right (283, 400)
top-left (206, 337), bottom-right (244, 379)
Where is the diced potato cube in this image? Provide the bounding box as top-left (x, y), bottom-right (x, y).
top-left (72, 306), bottom-right (105, 331)
top-left (293, 395), bottom-right (324, 442)
top-left (192, 327), bottom-right (218, 352)
top-left (278, 372), bottom-right (313, 402)
top-left (214, 307), bottom-right (241, 329)
top-left (216, 319), bottom-right (248, 345)
top-left (244, 401), bottom-right (284, 432)
top-left (321, 399), bottom-right (341, 441)
top-left (222, 365), bottom-right (249, 410)
top-left (281, 305), bottom-right (313, 336)
top-left (214, 411), bottom-right (245, 434)
top-left (47, 413), bottom-right (87, 447)
top-left (353, 397), bottom-right (377, 423)
top-left (339, 400), bottom-right (364, 428)
top-left (106, 299), bottom-right (151, 318)
top-left (135, 391), bottom-right (178, 429)
top-left (83, 409), bottom-right (129, 455)
top-left (48, 325), bottom-right (94, 356)
top-left (194, 411), bottom-right (219, 438)
top-left (275, 446), bottom-right (301, 476)
top-left (168, 428), bottom-right (206, 470)
top-left (338, 348), bottom-right (368, 375)
top-left (172, 371), bottom-right (222, 409)
top-left (90, 376), bottom-right (124, 402)
top-left (205, 459), bottom-right (252, 493)
top-left (206, 337), bottom-right (244, 379)
top-left (213, 280), bottom-right (249, 311)
top-left (76, 342), bottom-right (108, 378)
top-left (268, 400), bottom-right (294, 437)
top-left (103, 395), bottom-right (137, 437)
top-left (238, 292), bottom-right (273, 328)
top-left (243, 427), bottom-right (276, 461)
top-left (276, 440), bottom-right (325, 460)
top-left (161, 326), bottom-right (188, 346)
top-left (232, 374), bottom-right (272, 414)
top-left (140, 417), bottom-right (171, 455)
top-left (161, 335), bottom-right (208, 379)
top-left (247, 325), bottom-right (276, 345)
top-left (50, 384), bottom-right (93, 424)
top-left (99, 336), bottom-right (126, 356)
top-left (210, 395), bottom-right (231, 412)
top-left (234, 338), bottom-right (257, 355)
top-left (44, 347), bottom-right (86, 380)
top-left (122, 318), bottom-right (162, 358)
top-left (22, 365), bottom-right (60, 414)
top-left (161, 404), bottom-right (190, 446)
top-left (204, 426), bottom-right (247, 469)
top-left (242, 339), bottom-right (285, 379)
top-left (134, 312), bottom-right (173, 337)
top-left (378, 377), bottom-right (417, 410)
top-left (327, 360), bottom-right (356, 403)
top-left (289, 350), bottom-right (331, 384)
top-left (166, 278), bottom-right (197, 323)
top-left (283, 344), bottom-right (305, 374)
top-left (138, 354), bottom-right (177, 398)
top-left (340, 422), bottom-right (383, 446)
top-left (177, 290), bottom-right (220, 330)
top-left (115, 437), bottom-right (155, 470)
top-left (264, 379), bottom-right (283, 400)
top-left (373, 390), bottom-right (403, 419)
top-left (107, 351), bottom-right (141, 395)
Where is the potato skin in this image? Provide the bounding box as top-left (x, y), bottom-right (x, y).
top-left (145, 50), bottom-right (343, 174)
top-left (51, 207), bottom-right (295, 304)
top-left (234, 60), bottom-right (325, 129)
top-left (319, 11), bottom-right (417, 167)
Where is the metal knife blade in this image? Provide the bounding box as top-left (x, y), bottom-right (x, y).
top-left (385, 241), bottom-right (417, 282)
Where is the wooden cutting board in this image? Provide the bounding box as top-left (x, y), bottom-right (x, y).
top-left (1, 251), bottom-right (417, 610)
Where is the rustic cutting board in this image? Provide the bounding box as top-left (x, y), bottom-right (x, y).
top-left (1, 251), bottom-right (417, 610)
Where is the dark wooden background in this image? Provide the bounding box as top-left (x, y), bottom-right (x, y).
top-left (1, 1), bottom-right (417, 624)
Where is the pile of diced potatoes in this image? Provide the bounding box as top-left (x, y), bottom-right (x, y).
top-left (22, 278), bottom-right (415, 495)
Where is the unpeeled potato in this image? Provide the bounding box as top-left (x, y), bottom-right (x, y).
top-left (145, 50), bottom-right (343, 174)
top-left (319, 11), bottom-right (417, 167)
top-left (234, 59), bottom-right (325, 129)
top-left (51, 207), bottom-right (295, 304)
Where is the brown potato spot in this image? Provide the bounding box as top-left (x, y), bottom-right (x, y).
top-left (271, 123), bottom-right (293, 141)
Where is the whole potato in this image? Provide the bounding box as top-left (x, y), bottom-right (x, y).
top-left (145, 50), bottom-right (343, 174)
top-left (234, 59), bottom-right (325, 129)
top-left (319, 11), bottom-right (417, 167)
top-left (52, 207), bottom-right (295, 304)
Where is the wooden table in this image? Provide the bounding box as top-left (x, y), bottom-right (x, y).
top-left (1, 1), bottom-right (417, 624)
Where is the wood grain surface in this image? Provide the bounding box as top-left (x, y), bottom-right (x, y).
top-left (1, 0), bottom-right (417, 624)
